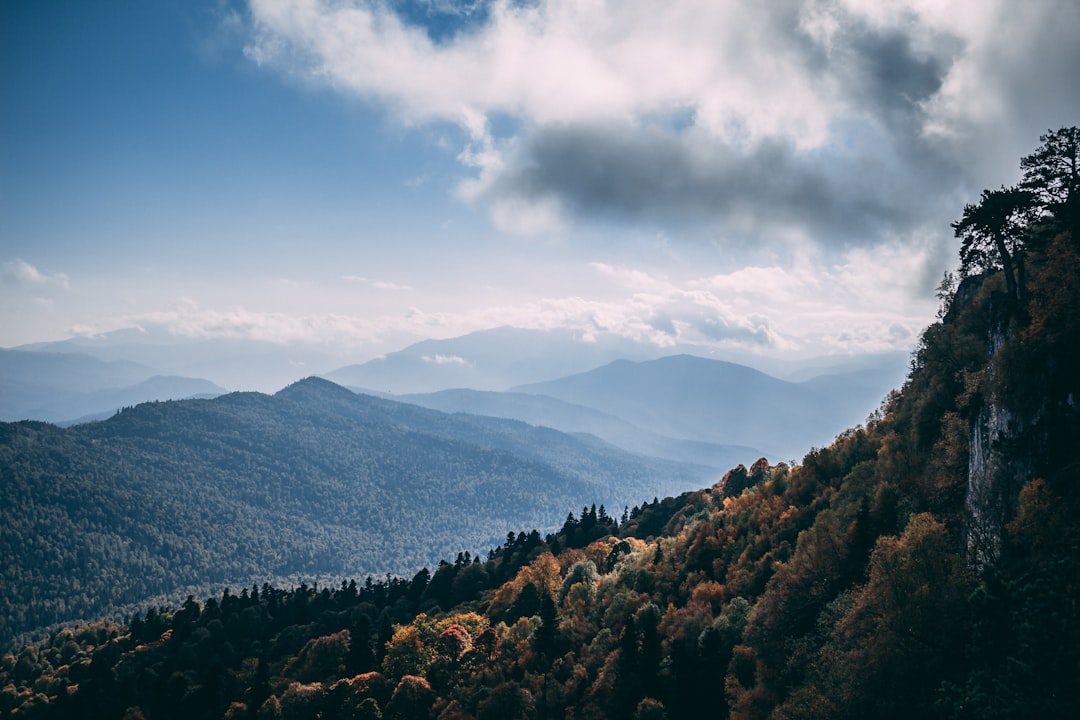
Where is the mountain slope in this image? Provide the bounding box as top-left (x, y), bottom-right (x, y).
top-left (512, 354), bottom-right (896, 459)
top-left (399, 387), bottom-right (764, 470)
top-left (47, 375), bottom-right (226, 425)
top-left (0, 377), bottom-right (711, 648)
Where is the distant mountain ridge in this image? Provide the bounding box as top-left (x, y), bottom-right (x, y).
top-left (322, 326), bottom-right (684, 394)
top-left (11, 325), bottom-right (908, 422)
top-left (399, 388), bottom-right (765, 470)
top-left (510, 354), bottom-right (901, 460)
top-left (322, 326), bottom-right (910, 395)
top-left (7, 328), bottom-right (907, 461)
top-left (0, 376), bottom-right (713, 648)
top-left (14, 330), bottom-right (343, 393)
top-left (0, 349), bottom-right (226, 423)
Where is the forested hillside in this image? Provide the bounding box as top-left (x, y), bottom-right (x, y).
top-left (2, 129), bottom-right (1078, 719)
top-left (0, 378), bottom-right (710, 650)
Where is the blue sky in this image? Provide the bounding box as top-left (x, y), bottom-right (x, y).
top-left (3, 0), bottom-right (1079, 366)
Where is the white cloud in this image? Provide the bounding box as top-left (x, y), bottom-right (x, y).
top-left (245, 0), bottom-right (1079, 240)
top-left (246, 0), bottom-right (835, 143)
top-left (120, 300), bottom-right (385, 346)
top-left (1, 259), bottom-right (70, 292)
top-left (421, 353), bottom-right (473, 367)
top-left (342, 275), bottom-right (413, 291)
top-left (64, 237), bottom-right (936, 360)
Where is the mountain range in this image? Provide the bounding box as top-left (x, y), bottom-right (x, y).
top-left (0, 376), bottom-right (713, 649)
top-left (5, 329), bottom-right (907, 464)
top-left (400, 353), bottom-right (905, 463)
top-left (0, 349), bottom-right (227, 424)
top-left (13, 328), bottom-right (345, 394)
top-left (397, 388), bottom-right (762, 470)
top-left (322, 326), bottom-right (691, 394)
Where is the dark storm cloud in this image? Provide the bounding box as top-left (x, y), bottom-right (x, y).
top-left (697, 317), bottom-right (773, 346)
top-left (938, 0), bottom-right (1080, 183)
top-left (846, 28), bottom-right (948, 130)
top-left (481, 11), bottom-right (968, 247)
top-left (489, 123), bottom-right (932, 246)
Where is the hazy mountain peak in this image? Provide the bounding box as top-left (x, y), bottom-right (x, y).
top-left (275, 375), bottom-right (355, 400)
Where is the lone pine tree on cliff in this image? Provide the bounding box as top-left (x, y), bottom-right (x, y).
top-left (953, 126), bottom-right (1078, 307)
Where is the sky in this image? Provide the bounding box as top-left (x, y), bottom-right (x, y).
top-left (2, 0), bottom-right (1079, 368)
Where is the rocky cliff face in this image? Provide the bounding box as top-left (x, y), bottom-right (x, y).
top-left (960, 234), bottom-right (1080, 565)
top-left (962, 284), bottom-right (1031, 565)
top-left (966, 381), bottom-right (1027, 564)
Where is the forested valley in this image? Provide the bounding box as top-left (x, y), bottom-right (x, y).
top-left (2, 129), bottom-right (1078, 719)
top-left (0, 379), bottom-right (709, 651)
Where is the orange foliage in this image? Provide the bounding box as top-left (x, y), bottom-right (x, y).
top-left (488, 553), bottom-right (562, 618)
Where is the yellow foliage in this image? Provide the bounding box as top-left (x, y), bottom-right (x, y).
top-left (383, 613), bottom-right (490, 679)
top-left (488, 553), bottom-right (562, 617)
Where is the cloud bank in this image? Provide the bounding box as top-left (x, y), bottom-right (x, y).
top-left (245, 0), bottom-right (1080, 241)
top-left (94, 241), bottom-right (936, 359)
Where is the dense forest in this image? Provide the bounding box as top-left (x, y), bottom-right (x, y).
top-left (2, 128), bottom-right (1078, 719)
top-left (0, 380), bottom-right (709, 650)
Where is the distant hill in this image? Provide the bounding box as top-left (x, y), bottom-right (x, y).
top-left (512, 355), bottom-right (900, 460)
top-left (0, 377), bottom-right (712, 648)
top-left (399, 388), bottom-right (764, 470)
top-left (52, 375), bottom-right (227, 426)
top-left (15, 329), bottom-right (345, 392)
top-left (0, 349), bottom-right (226, 423)
top-left (322, 326), bottom-right (686, 394)
top-left (1, 348), bottom-right (157, 396)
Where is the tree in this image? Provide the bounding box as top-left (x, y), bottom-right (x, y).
top-left (952, 185), bottom-right (1034, 303)
top-left (720, 464), bottom-right (750, 499)
top-left (384, 675), bottom-right (434, 720)
top-left (534, 591), bottom-right (558, 659)
top-left (476, 682), bottom-right (535, 720)
top-left (634, 697), bottom-right (668, 720)
top-left (1020, 126), bottom-right (1080, 224)
top-left (347, 617), bottom-right (376, 675)
top-left (637, 605), bottom-right (662, 699)
top-left (508, 582), bottom-right (541, 623)
top-left (816, 514), bottom-right (971, 719)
